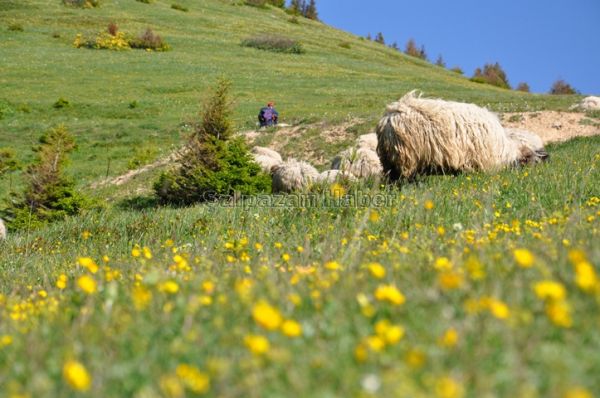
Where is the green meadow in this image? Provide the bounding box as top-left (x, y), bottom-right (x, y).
top-left (0, 1), bottom-right (599, 397)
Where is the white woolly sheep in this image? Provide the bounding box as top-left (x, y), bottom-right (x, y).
top-left (0, 218), bottom-right (6, 241)
top-left (251, 146), bottom-right (283, 162)
top-left (505, 128), bottom-right (548, 161)
top-left (271, 158), bottom-right (320, 193)
top-left (331, 147), bottom-right (383, 179)
top-left (376, 91), bottom-right (547, 180)
top-left (318, 169), bottom-right (356, 183)
top-left (251, 146), bottom-right (283, 174)
top-left (579, 96), bottom-right (600, 111)
top-left (356, 133), bottom-right (378, 152)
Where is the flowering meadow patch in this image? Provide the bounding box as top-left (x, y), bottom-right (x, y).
top-left (0, 140), bottom-right (599, 397)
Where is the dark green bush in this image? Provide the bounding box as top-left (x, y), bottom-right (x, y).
top-left (244, 0), bottom-right (284, 7)
top-left (171, 3), bottom-right (188, 12)
top-left (62, 0), bottom-right (100, 8)
top-left (129, 28), bottom-right (170, 51)
top-left (154, 79), bottom-right (270, 205)
top-left (53, 98), bottom-right (70, 109)
top-left (1, 125), bottom-right (89, 229)
top-left (8, 23), bottom-right (23, 32)
top-left (241, 35), bottom-right (305, 54)
top-left (338, 41), bottom-right (351, 49)
top-left (0, 147), bottom-right (20, 177)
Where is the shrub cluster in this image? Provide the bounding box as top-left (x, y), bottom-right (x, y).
top-left (241, 35), bottom-right (305, 54)
top-left (549, 79), bottom-right (578, 95)
top-left (62, 0), bottom-right (100, 8)
top-left (244, 0), bottom-right (285, 8)
top-left (171, 3), bottom-right (189, 12)
top-left (470, 62), bottom-right (511, 89)
top-left (154, 79), bottom-right (270, 205)
top-left (74, 25), bottom-right (169, 51)
top-left (1, 125), bottom-right (89, 229)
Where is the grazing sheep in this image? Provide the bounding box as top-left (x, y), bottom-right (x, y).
top-left (318, 169), bottom-right (356, 183)
top-left (251, 146), bottom-right (283, 174)
top-left (376, 91), bottom-right (546, 180)
top-left (579, 96), bottom-right (600, 111)
top-left (0, 218), bottom-right (6, 241)
top-left (505, 128), bottom-right (548, 161)
top-left (356, 133), bottom-right (378, 152)
top-left (251, 146), bottom-right (283, 162)
top-left (271, 159), bottom-right (320, 193)
top-left (331, 147), bottom-right (383, 179)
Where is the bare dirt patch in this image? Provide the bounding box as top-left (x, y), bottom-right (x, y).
top-left (501, 111), bottom-right (600, 143)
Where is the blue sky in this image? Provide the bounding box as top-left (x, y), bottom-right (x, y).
top-left (316, 0), bottom-right (600, 94)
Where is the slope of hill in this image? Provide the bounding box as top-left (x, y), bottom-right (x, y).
top-left (0, 0), bottom-right (579, 194)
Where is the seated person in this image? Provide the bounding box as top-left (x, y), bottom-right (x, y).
top-left (258, 102), bottom-right (279, 127)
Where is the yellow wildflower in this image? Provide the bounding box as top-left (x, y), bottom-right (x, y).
top-left (439, 328), bottom-right (459, 348)
top-left (374, 284), bottom-right (406, 306)
top-left (573, 261), bottom-right (597, 292)
top-left (159, 280), bottom-right (180, 295)
top-left (175, 364), bottom-right (210, 394)
top-left (56, 274), bottom-right (68, 290)
top-left (131, 246), bottom-right (141, 257)
top-left (365, 335), bottom-right (385, 352)
top-left (77, 257), bottom-right (98, 274)
top-left (143, 246), bottom-right (152, 260)
top-left (367, 263), bottom-right (386, 279)
top-left (330, 183), bottom-right (346, 198)
top-left (564, 387), bottom-right (593, 398)
top-left (405, 349), bottom-right (426, 369)
top-left (325, 261), bottom-right (342, 270)
top-left (77, 275), bottom-right (97, 294)
top-left (424, 200), bottom-right (434, 210)
top-left (546, 300), bottom-right (572, 328)
top-left (244, 334), bottom-right (270, 355)
top-left (63, 360), bottom-right (92, 392)
top-left (438, 271), bottom-right (464, 290)
top-left (513, 249), bottom-right (534, 268)
top-left (533, 280), bottom-right (566, 301)
top-left (374, 319), bottom-right (404, 345)
top-left (252, 301), bottom-right (283, 330)
top-left (132, 285), bottom-right (152, 310)
top-left (434, 257), bottom-right (452, 271)
top-left (0, 335), bottom-right (13, 347)
top-left (281, 319), bottom-right (302, 337)
top-left (435, 376), bottom-right (464, 398)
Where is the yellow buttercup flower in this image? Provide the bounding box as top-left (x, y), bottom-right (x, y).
top-left (573, 261), bottom-right (597, 292)
top-left (439, 327), bottom-right (459, 348)
top-left (56, 274), bottom-right (68, 290)
top-left (77, 257), bottom-right (98, 274)
top-left (435, 376), bottom-right (464, 398)
top-left (533, 280), bottom-right (566, 301)
top-left (63, 360), bottom-right (92, 391)
top-left (77, 275), bottom-right (97, 294)
top-left (244, 334), bottom-right (270, 355)
top-left (367, 263), bottom-right (386, 279)
top-left (252, 300), bottom-right (283, 330)
top-left (513, 249), bottom-right (534, 268)
top-left (281, 319), bottom-right (302, 337)
top-left (175, 364), bottom-right (210, 394)
top-left (374, 284), bottom-right (406, 306)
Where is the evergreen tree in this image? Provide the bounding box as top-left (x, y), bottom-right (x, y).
top-left (374, 32), bottom-right (385, 45)
top-left (154, 79), bottom-right (270, 205)
top-left (304, 0), bottom-right (318, 20)
top-left (516, 82), bottom-right (530, 92)
top-left (389, 41), bottom-right (399, 50)
top-left (366, 33), bottom-right (372, 41)
top-left (3, 125), bottom-right (88, 229)
top-left (418, 45), bottom-right (428, 61)
top-left (404, 38), bottom-right (419, 57)
top-left (435, 54), bottom-right (446, 67)
top-left (289, 0), bottom-right (302, 14)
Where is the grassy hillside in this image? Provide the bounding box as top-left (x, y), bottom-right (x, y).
top-left (1, 1), bottom-right (599, 397)
top-left (0, 0), bottom-right (579, 191)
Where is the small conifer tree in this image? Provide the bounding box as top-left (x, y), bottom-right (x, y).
top-left (154, 79), bottom-right (270, 205)
top-left (3, 125), bottom-right (88, 229)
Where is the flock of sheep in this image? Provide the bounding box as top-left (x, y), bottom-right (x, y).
top-left (254, 91), bottom-right (549, 192)
top-left (5, 91), bottom-right (595, 241)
